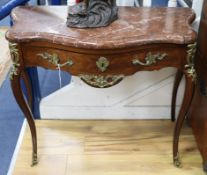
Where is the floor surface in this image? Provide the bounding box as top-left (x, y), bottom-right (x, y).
top-left (13, 120), bottom-right (205, 175)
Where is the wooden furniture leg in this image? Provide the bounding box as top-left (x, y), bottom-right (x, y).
top-left (10, 69), bottom-right (38, 166)
top-left (171, 70), bottom-right (183, 122)
top-left (21, 69), bottom-right (33, 109)
top-left (173, 72), bottom-right (195, 167)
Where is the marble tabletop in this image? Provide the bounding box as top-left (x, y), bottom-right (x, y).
top-left (6, 6), bottom-right (196, 49)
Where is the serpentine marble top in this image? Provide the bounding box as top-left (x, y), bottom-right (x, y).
top-left (6, 6), bottom-right (196, 49)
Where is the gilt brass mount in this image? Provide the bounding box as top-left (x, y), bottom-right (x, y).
top-left (185, 43), bottom-right (197, 81)
top-left (9, 43), bottom-right (20, 80)
top-left (173, 152), bottom-right (182, 167)
top-left (31, 152), bottom-right (38, 166)
top-left (132, 52), bottom-right (167, 66)
top-left (79, 74), bottom-right (124, 88)
top-left (96, 57), bottom-right (110, 72)
top-left (37, 52), bottom-right (73, 69)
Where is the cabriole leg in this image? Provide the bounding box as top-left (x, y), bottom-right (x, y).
top-left (9, 42), bottom-right (38, 166)
top-left (11, 72), bottom-right (38, 166)
top-left (173, 72), bottom-right (195, 167)
top-left (21, 69), bottom-right (33, 109)
top-left (171, 70), bottom-right (183, 122)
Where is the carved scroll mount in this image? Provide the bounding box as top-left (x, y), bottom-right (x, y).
top-left (185, 64), bottom-right (197, 81)
top-left (132, 52), bottom-right (167, 66)
top-left (185, 43), bottom-right (197, 81)
top-left (9, 43), bottom-right (20, 80)
top-left (96, 57), bottom-right (110, 72)
top-left (37, 52), bottom-right (73, 69)
top-left (79, 74), bottom-right (124, 88)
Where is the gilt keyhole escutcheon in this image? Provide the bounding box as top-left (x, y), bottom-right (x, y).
top-left (96, 57), bottom-right (110, 72)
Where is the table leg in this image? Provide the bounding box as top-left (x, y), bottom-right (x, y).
top-left (10, 70), bottom-right (38, 166)
top-left (173, 72), bottom-right (195, 167)
top-left (171, 70), bottom-right (183, 122)
top-left (26, 67), bottom-right (41, 119)
top-left (21, 69), bottom-right (33, 109)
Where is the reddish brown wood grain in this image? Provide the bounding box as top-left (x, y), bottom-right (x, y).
top-left (6, 6), bottom-right (197, 169)
top-left (22, 42), bottom-right (187, 76)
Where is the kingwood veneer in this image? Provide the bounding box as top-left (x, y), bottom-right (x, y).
top-left (6, 6), bottom-right (197, 169)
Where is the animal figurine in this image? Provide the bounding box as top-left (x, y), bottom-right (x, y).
top-left (66, 0), bottom-right (118, 28)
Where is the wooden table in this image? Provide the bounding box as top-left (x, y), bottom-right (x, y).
top-left (6, 6), bottom-right (197, 168)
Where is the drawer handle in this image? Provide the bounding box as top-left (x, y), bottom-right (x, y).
top-left (132, 52), bottom-right (167, 66)
top-left (37, 52), bottom-right (73, 68)
top-left (96, 57), bottom-right (110, 72)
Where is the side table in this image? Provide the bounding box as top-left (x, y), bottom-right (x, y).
top-left (6, 6), bottom-right (197, 168)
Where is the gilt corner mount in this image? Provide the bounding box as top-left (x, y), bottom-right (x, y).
top-left (185, 42), bottom-right (197, 82)
top-left (9, 42), bottom-right (20, 80)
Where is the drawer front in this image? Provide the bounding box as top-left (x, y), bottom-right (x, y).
top-left (22, 45), bottom-right (186, 76)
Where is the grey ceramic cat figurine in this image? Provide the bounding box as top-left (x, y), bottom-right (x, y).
top-left (66, 0), bottom-right (118, 28)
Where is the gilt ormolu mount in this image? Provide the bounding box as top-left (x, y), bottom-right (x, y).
top-left (6, 6), bottom-right (200, 171)
top-left (66, 0), bottom-right (118, 28)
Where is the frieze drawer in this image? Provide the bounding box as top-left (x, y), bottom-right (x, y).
top-left (22, 45), bottom-right (186, 76)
